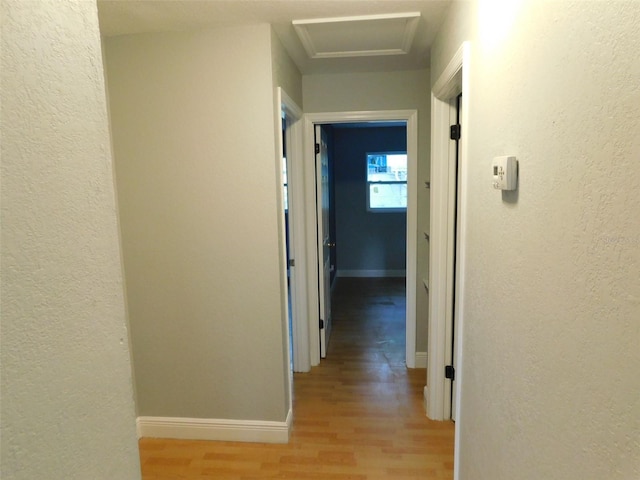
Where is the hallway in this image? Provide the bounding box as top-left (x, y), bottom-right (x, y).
top-left (139, 277), bottom-right (455, 479)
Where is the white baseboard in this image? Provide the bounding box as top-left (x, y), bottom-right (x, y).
top-left (137, 409), bottom-right (292, 444)
top-left (414, 351), bottom-right (427, 368)
top-left (337, 269), bottom-right (406, 278)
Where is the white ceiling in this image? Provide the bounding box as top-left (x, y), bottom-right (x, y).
top-left (97, 0), bottom-right (452, 74)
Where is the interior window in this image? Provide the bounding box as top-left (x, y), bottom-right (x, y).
top-left (366, 152), bottom-right (407, 212)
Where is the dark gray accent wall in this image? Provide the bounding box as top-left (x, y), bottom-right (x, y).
top-left (333, 126), bottom-right (407, 274)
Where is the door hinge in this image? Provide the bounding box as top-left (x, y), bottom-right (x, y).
top-left (445, 365), bottom-right (455, 381)
top-left (315, 143), bottom-right (320, 154)
top-left (450, 124), bottom-right (461, 140)
top-left (288, 259), bottom-right (295, 267)
top-left (319, 319), bottom-right (324, 329)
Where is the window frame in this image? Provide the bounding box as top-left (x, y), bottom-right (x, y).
top-left (365, 151), bottom-right (408, 213)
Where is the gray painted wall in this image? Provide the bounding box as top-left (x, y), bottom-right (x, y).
top-left (1, 1), bottom-right (141, 478)
top-left (333, 126), bottom-right (407, 274)
top-left (431, 1), bottom-right (640, 478)
top-left (104, 25), bottom-right (290, 422)
top-left (271, 27), bottom-right (303, 108)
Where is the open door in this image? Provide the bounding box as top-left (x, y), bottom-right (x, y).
top-left (315, 125), bottom-right (332, 358)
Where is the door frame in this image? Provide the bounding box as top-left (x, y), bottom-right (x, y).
top-left (427, 41), bottom-right (470, 479)
top-left (302, 110), bottom-right (419, 368)
top-left (277, 88), bottom-right (309, 374)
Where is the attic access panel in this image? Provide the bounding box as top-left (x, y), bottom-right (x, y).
top-left (293, 12), bottom-right (420, 59)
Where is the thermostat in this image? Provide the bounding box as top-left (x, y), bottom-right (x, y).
top-left (492, 156), bottom-right (517, 190)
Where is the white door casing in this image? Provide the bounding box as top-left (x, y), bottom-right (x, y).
top-left (277, 88), bottom-right (309, 374)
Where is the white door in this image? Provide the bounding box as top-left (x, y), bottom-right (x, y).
top-left (315, 125), bottom-right (332, 358)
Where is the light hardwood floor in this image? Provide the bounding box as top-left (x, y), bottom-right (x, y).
top-left (139, 277), bottom-right (455, 479)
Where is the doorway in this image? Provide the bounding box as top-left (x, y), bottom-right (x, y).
top-left (427, 41), bottom-right (470, 480)
top-left (278, 88), bottom-right (308, 376)
top-left (300, 110), bottom-right (419, 369)
top-left (314, 122), bottom-right (409, 358)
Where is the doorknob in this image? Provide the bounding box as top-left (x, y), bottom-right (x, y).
top-left (327, 242), bottom-right (336, 248)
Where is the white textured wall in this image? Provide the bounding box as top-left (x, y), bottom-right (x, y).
top-left (104, 25), bottom-right (289, 422)
top-left (431, 1), bottom-right (640, 478)
top-left (0, 1), bottom-right (141, 479)
top-left (303, 70), bottom-right (431, 352)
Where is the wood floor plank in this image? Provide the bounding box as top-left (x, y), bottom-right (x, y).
top-left (139, 277), bottom-right (454, 479)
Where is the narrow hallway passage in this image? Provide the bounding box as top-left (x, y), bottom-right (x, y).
top-left (139, 278), bottom-right (454, 479)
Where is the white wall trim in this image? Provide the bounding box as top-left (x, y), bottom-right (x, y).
top-left (337, 269), bottom-right (406, 278)
top-left (414, 351), bottom-right (427, 368)
top-left (137, 410), bottom-right (292, 444)
top-left (278, 88), bottom-right (309, 375)
top-left (303, 110), bottom-right (419, 368)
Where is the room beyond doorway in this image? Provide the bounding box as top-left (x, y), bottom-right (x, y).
top-left (331, 124), bottom-right (408, 280)
top-left (315, 122), bottom-right (408, 362)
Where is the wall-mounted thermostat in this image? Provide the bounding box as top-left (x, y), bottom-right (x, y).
top-left (492, 156), bottom-right (517, 190)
